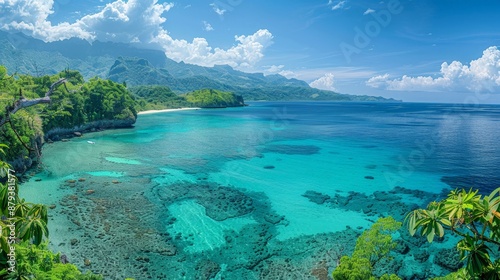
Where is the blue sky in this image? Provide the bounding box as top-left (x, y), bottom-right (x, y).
top-left (1, 0), bottom-right (500, 103)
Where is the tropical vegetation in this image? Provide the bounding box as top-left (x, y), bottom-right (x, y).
top-left (132, 86), bottom-right (245, 110)
top-left (332, 187), bottom-right (500, 279)
top-left (131, 85), bottom-right (190, 111)
top-left (406, 187), bottom-right (500, 279)
top-left (0, 144), bottom-right (103, 279)
top-left (0, 66), bottom-right (137, 169)
top-left (332, 216), bottom-right (402, 280)
top-left (37, 71), bottom-right (137, 132)
top-left (0, 64), bottom-right (139, 278)
top-left (183, 88), bottom-right (244, 108)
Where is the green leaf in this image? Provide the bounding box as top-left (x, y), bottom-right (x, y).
top-left (436, 223), bottom-right (444, 237)
top-left (426, 231), bottom-right (435, 243)
top-left (440, 218), bottom-right (452, 227)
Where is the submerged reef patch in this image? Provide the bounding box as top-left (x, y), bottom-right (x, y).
top-left (53, 176), bottom-right (460, 279)
top-left (153, 181), bottom-right (256, 221)
top-left (302, 190), bottom-right (331, 205)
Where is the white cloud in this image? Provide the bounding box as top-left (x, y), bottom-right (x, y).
top-left (278, 70), bottom-right (297, 79)
top-left (363, 8), bottom-right (376, 15)
top-left (330, 0), bottom-right (346, 10)
top-left (262, 65), bottom-right (297, 78)
top-left (0, 0), bottom-right (174, 42)
top-left (366, 74), bottom-right (391, 88)
top-left (75, 0), bottom-right (174, 43)
top-left (210, 3), bottom-right (226, 16)
top-left (0, 0), bottom-right (273, 70)
top-left (0, 0), bottom-right (91, 41)
top-left (366, 46), bottom-right (500, 92)
top-left (153, 29), bottom-right (274, 70)
top-left (203, 21), bottom-right (214, 31)
top-left (310, 73), bottom-right (337, 91)
top-left (263, 64), bottom-right (285, 74)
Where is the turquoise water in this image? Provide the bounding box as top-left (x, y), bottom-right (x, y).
top-left (20, 102), bottom-right (500, 279)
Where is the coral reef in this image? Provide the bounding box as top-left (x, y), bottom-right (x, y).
top-left (434, 248), bottom-right (463, 271)
top-left (51, 174), bottom-right (457, 279)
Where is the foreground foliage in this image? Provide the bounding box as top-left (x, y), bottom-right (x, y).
top-left (0, 147), bottom-right (103, 278)
top-left (2, 242), bottom-right (103, 280)
top-left (332, 216), bottom-right (402, 280)
top-left (0, 144), bottom-right (48, 250)
top-left (406, 188), bottom-right (500, 279)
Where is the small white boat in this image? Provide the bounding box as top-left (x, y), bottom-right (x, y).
top-left (87, 141), bottom-right (95, 144)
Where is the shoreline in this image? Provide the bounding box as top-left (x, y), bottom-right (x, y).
top-left (137, 107), bottom-right (201, 115)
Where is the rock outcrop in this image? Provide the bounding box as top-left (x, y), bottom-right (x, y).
top-left (44, 118), bottom-right (136, 141)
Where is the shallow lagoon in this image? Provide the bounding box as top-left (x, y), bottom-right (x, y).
top-left (21, 102), bottom-right (500, 279)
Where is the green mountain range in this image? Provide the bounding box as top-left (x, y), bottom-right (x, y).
top-left (0, 31), bottom-right (397, 102)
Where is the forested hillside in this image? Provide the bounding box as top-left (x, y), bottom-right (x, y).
top-left (131, 85), bottom-right (245, 110)
top-left (0, 32), bottom-right (397, 102)
top-left (0, 66), bottom-right (137, 172)
top-left (108, 57), bottom-right (394, 102)
top-left (131, 85), bottom-right (190, 110)
top-left (184, 89), bottom-right (245, 108)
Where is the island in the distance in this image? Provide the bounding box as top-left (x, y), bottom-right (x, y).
top-left (184, 89), bottom-right (245, 108)
top-left (131, 85), bottom-right (245, 111)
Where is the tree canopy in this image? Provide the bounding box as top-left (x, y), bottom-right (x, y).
top-left (332, 216), bottom-right (402, 280)
top-left (0, 66), bottom-right (137, 167)
top-left (406, 188), bottom-right (500, 279)
top-left (183, 88), bottom-right (245, 108)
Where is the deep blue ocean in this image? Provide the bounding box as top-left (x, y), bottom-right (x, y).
top-left (20, 102), bottom-right (500, 279)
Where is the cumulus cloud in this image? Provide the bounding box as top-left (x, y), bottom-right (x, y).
top-left (75, 0), bottom-right (174, 43)
top-left (0, 0), bottom-right (92, 41)
top-left (0, 0), bottom-right (274, 70)
top-left (153, 29), bottom-right (273, 69)
top-left (0, 0), bottom-right (173, 42)
top-left (210, 3), bottom-right (226, 15)
top-left (310, 73), bottom-right (337, 91)
top-left (366, 46), bottom-right (500, 93)
top-left (203, 21), bottom-right (214, 31)
top-left (363, 8), bottom-right (375, 15)
top-left (366, 74), bottom-right (391, 88)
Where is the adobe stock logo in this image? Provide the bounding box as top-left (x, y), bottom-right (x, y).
top-left (340, 0), bottom-right (403, 63)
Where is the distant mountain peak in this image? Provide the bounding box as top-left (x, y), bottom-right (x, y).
top-left (0, 30), bottom-right (397, 102)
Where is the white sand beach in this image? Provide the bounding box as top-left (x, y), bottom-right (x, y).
top-left (137, 107), bottom-right (201, 115)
